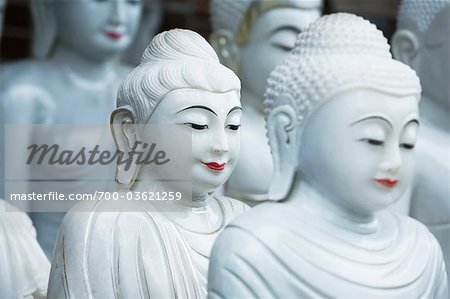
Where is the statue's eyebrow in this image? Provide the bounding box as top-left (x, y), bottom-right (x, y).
top-left (350, 116), bottom-right (393, 128)
top-left (177, 105), bottom-right (217, 116)
top-left (227, 106), bottom-right (242, 116)
top-left (404, 119), bottom-right (419, 127)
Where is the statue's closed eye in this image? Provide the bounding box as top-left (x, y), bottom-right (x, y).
top-left (183, 123), bottom-right (208, 130)
top-left (271, 43), bottom-right (294, 52)
top-left (400, 143), bottom-right (415, 150)
top-left (226, 125), bottom-right (241, 131)
top-left (358, 138), bottom-right (384, 146)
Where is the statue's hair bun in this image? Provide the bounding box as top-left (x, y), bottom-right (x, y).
top-left (140, 29), bottom-right (219, 64)
top-left (265, 13), bottom-right (421, 125)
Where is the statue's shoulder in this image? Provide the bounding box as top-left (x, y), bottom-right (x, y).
top-left (0, 199), bottom-right (34, 235)
top-left (224, 201), bottom-right (284, 233)
top-left (211, 201), bottom-right (286, 262)
top-left (400, 213), bottom-right (441, 239)
top-left (0, 59), bottom-right (54, 87)
top-left (0, 60), bottom-right (57, 122)
top-left (0, 199), bottom-right (50, 298)
top-left (49, 200), bottom-right (176, 298)
top-left (392, 212), bottom-right (448, 294)
top-left (208, 203), bottom-right (286, 299)
top-left (390, 212), bottom-right (445, 263)
top-left (214, 195), bottom-right (249, 217)
top-left (59, 200), bottom-right (165, 241)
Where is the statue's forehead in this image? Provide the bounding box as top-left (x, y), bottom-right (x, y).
top-left (236, 0), bottom-right (323, 44)
top-left (325, 89), bottom-right (418, 120)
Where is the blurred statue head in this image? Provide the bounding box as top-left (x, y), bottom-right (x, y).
top-left (210, 0), bottom-right (322, 110)
top-left (111, 29), bottom-right (242, 195)
top-left (265, 14), bottom-right (421, 215)
top-left (31, 0), bottom-right (143, 61)
top-left (392, 0), bottom-right (450, 111)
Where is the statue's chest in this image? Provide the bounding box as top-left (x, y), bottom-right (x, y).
top-left (48, 83), bottom-right (117, 124)
top-left (176, 227), bottom-right (220, 276)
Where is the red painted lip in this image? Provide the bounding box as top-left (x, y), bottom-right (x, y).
top-left (201, 161), bottom-right (225, 171)
top-left (375, 179), bottom-right (398, 188)
top-left (106, 31), bottom-right (123, 40)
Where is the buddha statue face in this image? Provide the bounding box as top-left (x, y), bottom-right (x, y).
top-left (264, 14), bottom-right (422, 209)
top-left (111, 29), bottom-right (242, 195)
top-left (33, 0), bottom-right (142, 59)
top-left (55, 0), bottom-right (142, 59)
top-left (393, 1), bottom-right (450, 112)
top-left (236, 7), bottom-right (320, 109)
top-left (148, 89), bottom-right (242, 194)
top-left (297, 89), bottom-right (419, 214)
top-left (210, 0), bottom-right (322, 111)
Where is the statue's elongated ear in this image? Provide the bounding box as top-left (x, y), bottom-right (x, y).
top-left (392, 29), bottom-right (420, 67)
top-left (110, 106), bottom-right (141, 190)
top-left (209, 29), bottom-right (240, 73)
top-left (110, 106), bottom-right (137, 150)
top-left (266, 96), bottom-right (299, 201)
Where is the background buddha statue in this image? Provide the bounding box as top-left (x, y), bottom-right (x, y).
top-left (392, 0), bottom-right (450, 289)
top-left (0, 0), bottom-right (144, 257)
top-left (208, 13), bottom-right (448, 298)
top-left (0, 199), bottom-right (50, 298)
top-left (209, 0), bottom-right (322, 202)
top-left (47, 29), bottom-right (248, 299)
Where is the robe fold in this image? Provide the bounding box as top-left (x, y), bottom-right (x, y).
top-left (208, 203), bottom-right (448, 299)
top-left (0, 199), bottom-right (50, 298)
top-left (48, 196), bottom-right (248, 299)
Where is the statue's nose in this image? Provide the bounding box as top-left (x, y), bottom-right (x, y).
top-left (212, 130), bottom-right (229, 154)
top-left (109, 1), bottom-right (126, 26)
top-left (379, 143), bottom-right (402, 174)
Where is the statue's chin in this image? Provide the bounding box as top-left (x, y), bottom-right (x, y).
top-left (193, 181), bottom-right (223, 196)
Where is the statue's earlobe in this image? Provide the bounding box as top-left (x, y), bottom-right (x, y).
top-left (392, 29), bottom-right (420, 67)
top-left (110, 106), bottom-right (141, 190)
top-left (267, 99), bottom-right (298, 201)
top-left (209, 30), bottom-right (240, 73)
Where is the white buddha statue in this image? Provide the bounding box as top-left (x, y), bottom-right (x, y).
top-left (0, 199), bottom-right (50, 298)
top-left (208, 14), bottom-right (448, 298)
top-left (47, 29), bottom-right (248, 299)
top-left (209, 0), bottom-right (322, 202)
top-left (392, 0), bottom-right (450, 289)
top-left (0, 0), bottom-right (144, 257)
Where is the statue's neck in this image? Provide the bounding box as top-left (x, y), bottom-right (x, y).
top-left (241, 88), bottom-right (265, 116)
top-left (288, 180), bottom-right (379, 234)
top-left (420, 95), bottom-right (450, 133)
top-left (132, 172), bottom-right (224, 234)
top-left (134, 171), bottom-right (210, 211)
top-left (51, 44), bottom-right (116, 83)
